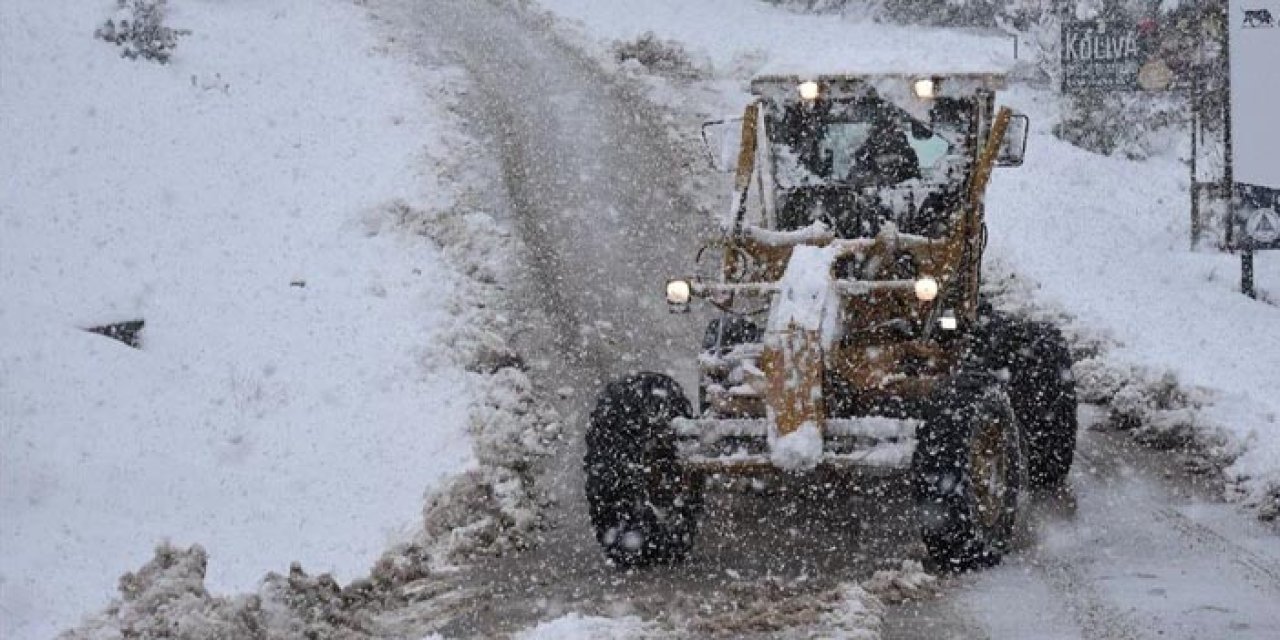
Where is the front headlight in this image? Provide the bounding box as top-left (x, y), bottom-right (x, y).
top-left (914, 277), bottom-right (939, 302)
top-left (798, 80), bottom-right (821, 101)
top-left (666, 279), bottom-right (692, 306)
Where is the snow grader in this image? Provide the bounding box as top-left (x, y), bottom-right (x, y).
top-left (584, 72), bottom-right (1078, 571)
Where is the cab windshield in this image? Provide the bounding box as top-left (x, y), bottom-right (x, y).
top-left (770, 96), bottom-right (970, 188)
top-left (767, 95), bottom-right (975, 238)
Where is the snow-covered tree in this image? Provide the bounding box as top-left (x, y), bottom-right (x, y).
top-left (94, 0), bottom-right (191, 64)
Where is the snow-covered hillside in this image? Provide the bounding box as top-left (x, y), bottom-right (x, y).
top-left (0, 1), bottom-right (483, 637)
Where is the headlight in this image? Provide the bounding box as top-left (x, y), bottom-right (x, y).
top-left (798, 80), bottom-right (820, 101)
top-left (914, 277), bottom-right (939, 302)
top-left (666, 279), bottom-right (692, 306)
top-left (913, 78), bottom-right (936, 99)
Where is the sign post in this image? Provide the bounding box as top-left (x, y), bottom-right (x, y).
top-left (1228, 0), bottom-right (1280, 298)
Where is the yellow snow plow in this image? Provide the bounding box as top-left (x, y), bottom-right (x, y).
top-left (585, 73), bottom-right (1078, 572)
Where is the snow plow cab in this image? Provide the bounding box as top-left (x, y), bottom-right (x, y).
top-left (585, 72), bottom-right (1078, 571)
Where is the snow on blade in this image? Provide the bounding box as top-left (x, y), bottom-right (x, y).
top-left (770, 420), bottom-right (825, 473)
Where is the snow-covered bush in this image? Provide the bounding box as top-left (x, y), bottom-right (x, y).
top-left (613, 31), bottom-right (701, 79)
top-left (1054, 84), bottom-right (1188, 159)
top-left (94, 0), bottom-right (190, 64)
top-left (762, 0), bottom-right (884, 14)
top-left (1098, 369), bottom-right (1242, 466)
top-left (1108, 370), bottom-right (1190, 430)
top-left (1072, 356), bottom-right (1131, 404)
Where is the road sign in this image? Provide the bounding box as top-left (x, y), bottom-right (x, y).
top-left (1235, 184), bottom-right (1280, 249)
top-left (1062, 20), bottom-right (1146, 91)
top-left (1229, 0), bottom-right (1280, 252)
top-left (1246, 210), bottom-right (1280, 244)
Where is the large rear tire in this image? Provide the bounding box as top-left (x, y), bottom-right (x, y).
top-left (584, 372), bottom-right (703, 568)
top-left (1010, 321), bottom-right (1078, 487)
top-left (913, 375), bottom-right (1026, 572)
top-left (975, 310), bottom-right (1078, 488)
top-left (989, 316), bottom-right (1078, 488)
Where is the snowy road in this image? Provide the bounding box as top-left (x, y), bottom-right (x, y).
top-left (886, 409), bottom-right (1280, 639)
top-left (377, 0), bottom-right (1280, 637)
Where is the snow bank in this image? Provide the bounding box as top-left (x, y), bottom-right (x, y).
top-left (60, 543), bottom-right (389, 640)
top-left (986, 85), bottom-right (1280, 518)
top-left (0, 1), bottom-right (487, 637)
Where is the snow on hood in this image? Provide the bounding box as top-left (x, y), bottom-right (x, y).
top-left (765, 244), bottom-right (844, 350)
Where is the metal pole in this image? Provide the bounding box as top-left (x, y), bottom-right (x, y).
top-left (1222, 0), bottom-right (1234, 249)
top-left (1243, 249), bottom-right (1256, 297)
top-left (1190, 61), bottom-right (1200, 247)
top-left (1219, 0), bottom-right (1255, 298)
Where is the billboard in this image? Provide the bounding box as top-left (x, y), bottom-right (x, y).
top-left (1230, 0), bottom-right (1280, 250)
top-left (1062, 20), bottom-right (1146, 91)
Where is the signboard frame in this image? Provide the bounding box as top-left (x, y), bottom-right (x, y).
top-left (1228, 0), bottom-right (1280, 256)
top-left (1061, 19), bottom-right (1147, 92)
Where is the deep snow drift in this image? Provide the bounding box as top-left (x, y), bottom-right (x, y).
top-left (0, 1), bottom-right (485, 637)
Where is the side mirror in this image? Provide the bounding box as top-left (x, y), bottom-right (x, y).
top-left (996, 113), bottom-right (1029, 167)
top-left (701, 117), bottom-right (743, 173)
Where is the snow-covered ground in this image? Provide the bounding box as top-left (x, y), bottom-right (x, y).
top-left (987, 86), bottom-right (1280, 514)
top-left (530, 0), bottom-right (1280, 518)
top-left (0, 1), bottom-right (483, 637)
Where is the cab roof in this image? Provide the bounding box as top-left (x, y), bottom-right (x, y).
top-left (750, 73), bottom-right (1007, 98)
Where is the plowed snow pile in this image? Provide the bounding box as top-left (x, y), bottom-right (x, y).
top-left (0, 1), bottom-right (530, 637)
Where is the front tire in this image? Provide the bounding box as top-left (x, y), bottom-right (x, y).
top-left (584, 372), bottom-right (703, 568)
top-left (913, 375), bottom-right (1026, 572)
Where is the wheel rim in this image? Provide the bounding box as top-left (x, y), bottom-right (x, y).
top-left (969, 414), bottom-right (1009, 530)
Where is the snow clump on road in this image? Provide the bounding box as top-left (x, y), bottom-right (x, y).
top-left (863, 560), bottom-right (941, 605)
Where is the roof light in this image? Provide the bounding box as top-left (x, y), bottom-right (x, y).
top-left (798, 81), bottom-right (821, 101)
top-left (912, 78), bottom-right (936, 99)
